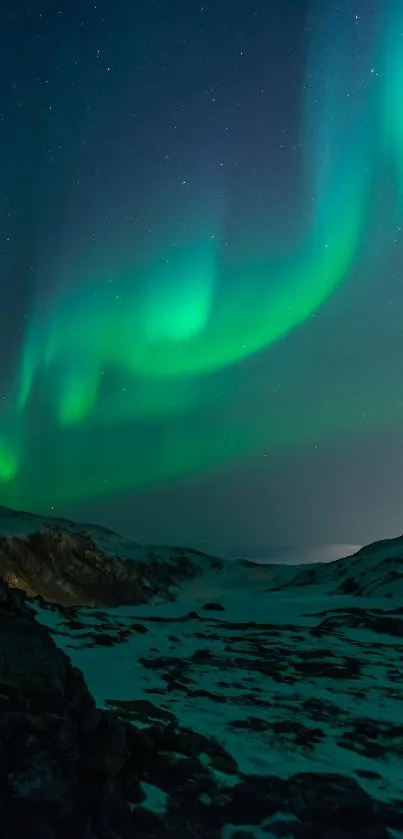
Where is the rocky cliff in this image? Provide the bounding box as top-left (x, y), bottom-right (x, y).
top-left (0, 580), bottom-right (134, 839)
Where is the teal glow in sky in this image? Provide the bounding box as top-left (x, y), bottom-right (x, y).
top-left (0, 0), bottom-right (402, 547)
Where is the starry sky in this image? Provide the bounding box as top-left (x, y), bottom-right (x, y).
top-left (1, 0), bottom-right (403, 551)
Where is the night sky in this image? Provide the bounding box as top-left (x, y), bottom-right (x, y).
top-left (0, 0), bottom-right (403, 551)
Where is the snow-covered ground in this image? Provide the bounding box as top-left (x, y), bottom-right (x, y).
top-left (20, 517), bottom-right (403, 838)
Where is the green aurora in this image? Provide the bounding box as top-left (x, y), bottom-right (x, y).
top-left (0, 2), bottom-right (401, 512)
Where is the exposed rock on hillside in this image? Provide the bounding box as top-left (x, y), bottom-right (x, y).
top-left (0, 528), bottom-right (219, 607)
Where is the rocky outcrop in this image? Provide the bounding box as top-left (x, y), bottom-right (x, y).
top-left (0, 579), bottom-right (134, 839)
top-left (0, 530), bottom-right (144, 607)
top-left (0, 529), bottom-right (219, 607)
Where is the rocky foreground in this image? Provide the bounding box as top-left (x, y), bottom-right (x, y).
top-left (0, 505), bottom-right (403, 838)
top-left (2, 580), bottom-right (402, 839)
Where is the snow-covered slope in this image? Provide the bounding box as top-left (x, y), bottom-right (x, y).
top-left (0, 505), bottom-right (223, 607)
top-left (0, 503), bottom-right (393, 838)
top-left (261, 534), bottom-right (403, 598)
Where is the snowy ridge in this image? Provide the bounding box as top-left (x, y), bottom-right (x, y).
top-left (259, 534), bottom-right (403, 598)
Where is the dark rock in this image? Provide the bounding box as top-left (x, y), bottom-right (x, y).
top-left (105, 698), bottom-right (177, 726)
top-left (338, 577), bottom-right (362, 595)
top-left (0, 580), bottom-right (135, 838)
top-left (231, 833), bottom-right (256, 839)
top-left (202, 602), bottom-right (225, 611)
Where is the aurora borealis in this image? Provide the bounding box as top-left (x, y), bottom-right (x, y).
top-left (1, 0), bottom-right (403, 546)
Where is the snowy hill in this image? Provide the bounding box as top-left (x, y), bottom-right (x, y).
top-left (0, 504), bottom-right (222, 607)
top-left (0, 504), bottom-right (403, 837)
top-left (261, 534), bottom-right (403, 598)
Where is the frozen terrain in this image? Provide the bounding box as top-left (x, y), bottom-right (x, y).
top-left (0, 512), bottom-right (390, 836)
top-left (0, 505), bottom-right (402, 836)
